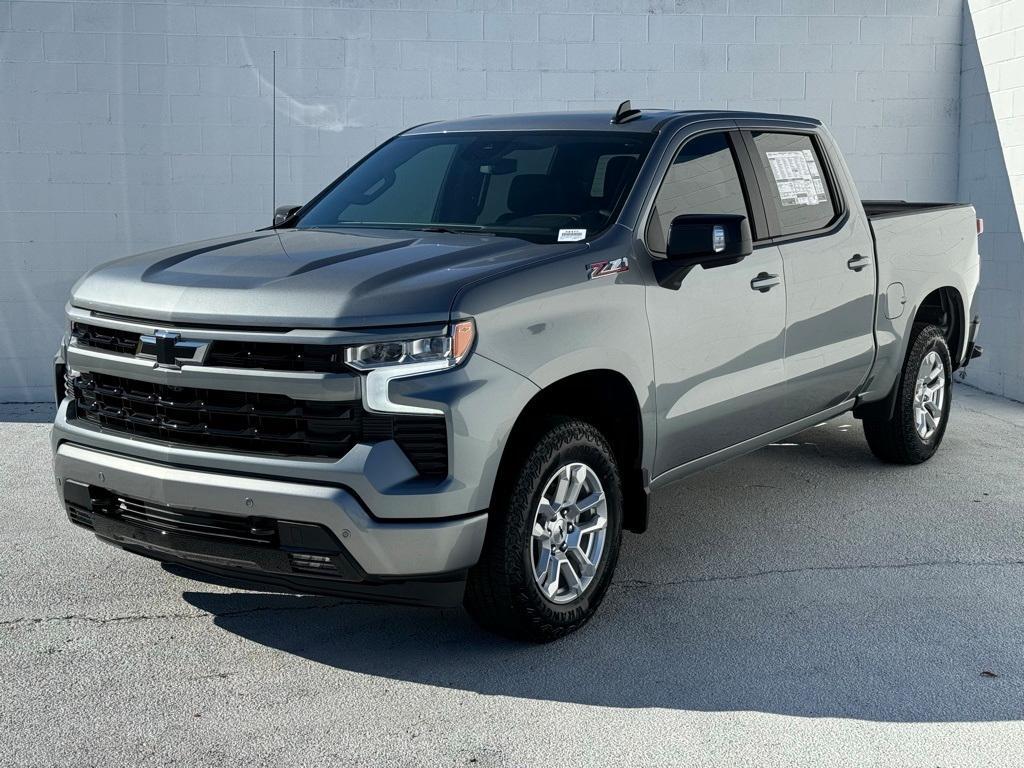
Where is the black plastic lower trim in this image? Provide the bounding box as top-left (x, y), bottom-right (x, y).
top-left (86, 512), bottom-right (466, 608)
top-left (159, 560), bottom-right (467, 608)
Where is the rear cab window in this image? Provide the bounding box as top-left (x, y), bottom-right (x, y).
top-left (748, 132), bottom-right (839, 237)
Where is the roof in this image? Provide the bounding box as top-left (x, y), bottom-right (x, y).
top-left (403, 108), bottom-right (824, 135)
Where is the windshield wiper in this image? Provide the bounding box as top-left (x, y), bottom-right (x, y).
top-left (304, 222), bottom-right (489, 234)
top-left (413, 225), bottom-right (488, 234)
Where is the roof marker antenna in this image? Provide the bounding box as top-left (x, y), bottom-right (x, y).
top-left (272, 49), bottom-right (277, 214)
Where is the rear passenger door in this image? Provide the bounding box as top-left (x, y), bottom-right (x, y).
top-left (741, 129), bottom-right (876, 422)
top-left (643, 129), bottom-right (789, 477)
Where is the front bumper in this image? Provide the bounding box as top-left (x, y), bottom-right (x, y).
top-left (54, 346), bottom-right (536, 522)
top-left (54, 442), bottom-right (488, 607)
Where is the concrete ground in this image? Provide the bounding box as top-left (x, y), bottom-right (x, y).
top-left (2, 385), bottom-right (1024, 767)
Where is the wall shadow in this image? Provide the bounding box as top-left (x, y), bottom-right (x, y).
top-left (0, 402), bottom-right (56, 423)
top-left (178, 412), bottom-right (1024, 724)
top-left (957, 9), bottom-right (1024, 400)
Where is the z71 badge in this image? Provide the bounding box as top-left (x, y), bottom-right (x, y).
top-left (587, 257), bottom-right (629, 280)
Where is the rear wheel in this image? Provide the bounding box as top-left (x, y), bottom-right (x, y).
top-left (464, 418), bottom-right (623, 642)
top-left (862, 323), bottom-right (952, 464)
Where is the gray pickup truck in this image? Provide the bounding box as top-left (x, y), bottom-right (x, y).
top-left (53, 105), bottom-right (983, 641)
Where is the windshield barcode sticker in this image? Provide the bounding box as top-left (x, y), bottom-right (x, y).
top-left (558, 228), bottom-right (587, 242)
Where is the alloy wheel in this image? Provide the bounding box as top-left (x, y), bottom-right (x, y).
top-left (913, 350), bottom-right (946, 440)
top-left (530, 463), bottom-right (608, 605)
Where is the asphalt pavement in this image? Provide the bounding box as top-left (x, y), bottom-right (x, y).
top-left (3, 385), bottom-right (1023, 767)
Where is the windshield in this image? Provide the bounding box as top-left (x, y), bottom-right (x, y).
top-left (296, 131), bottom-right (654, 243)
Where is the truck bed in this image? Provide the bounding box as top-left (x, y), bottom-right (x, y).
top-left (863, 200), bottom-right (971, 219)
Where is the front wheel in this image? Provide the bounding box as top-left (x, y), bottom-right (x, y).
top-left (862, 323), bottom-right (953, 464)
top-left (464, 419), bottom-right (623, 642)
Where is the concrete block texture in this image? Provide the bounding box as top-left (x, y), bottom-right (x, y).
top-left (957, 0), bottom-right (1024, 402)
top-left (0, 0), bottom-right (1012, 404)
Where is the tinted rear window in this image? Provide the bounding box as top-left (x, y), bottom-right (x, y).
top-left (750, 132), bottom-right (837, 236)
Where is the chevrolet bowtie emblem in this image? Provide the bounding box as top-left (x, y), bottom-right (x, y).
top-left (137, 330), bottom-right (209, 368)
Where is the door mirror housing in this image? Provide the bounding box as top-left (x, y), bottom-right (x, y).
top-left (654, 214), bottom-right (753, 289)
top-left (666, 213), bottom-right (751, 264)
top-left (273, 204), bottom-right (302, 226)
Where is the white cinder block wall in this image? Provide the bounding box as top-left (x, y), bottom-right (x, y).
top-left (957, 0), bottom-right (1024, 401)
top-left (0, 0), bottom-right (984, 402)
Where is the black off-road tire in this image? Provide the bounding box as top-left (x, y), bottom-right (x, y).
top-left (862, 323), bottom-right (953, 464)
top-left (464, 418), bottom-right (623, 643)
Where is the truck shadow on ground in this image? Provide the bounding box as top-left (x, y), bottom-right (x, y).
top-left (180, 414), bottom-right (1024, 723)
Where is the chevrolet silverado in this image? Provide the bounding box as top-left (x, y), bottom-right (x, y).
top-left (53, 104), bottom-right (983, 641)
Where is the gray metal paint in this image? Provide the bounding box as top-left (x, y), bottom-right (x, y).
top-left (54, 108), bottom-right (982, 580)
top-left (650, 398), bottom-right (857, 489)
top-left (885, 282), bottom-right (907, 320)
top-left (645, 242), bottom-right (789, 473)
top-left (761, 127), bottom-right (878, 423)
top-left (53, 443), bottom-right (487, 577)
top-left (452, 225), bottom-right (658, 476)
top-left (634, 120), bottom-right (788, 473)
top-left (53, 351), bottom-right (539, 522)
top-left (858, 205), bottom-right (979, 403)
top-left (70, 228), bottom-right (586, 329)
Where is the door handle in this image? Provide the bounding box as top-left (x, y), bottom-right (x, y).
top-left (750, 272), bottom-right (781, 293)
top-left (847, 253), bottom-right (871, 272)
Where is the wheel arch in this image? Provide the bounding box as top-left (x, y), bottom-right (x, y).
top-left (855, 284), bottom-right (965, 422)
top-left (914, 285), bottom-right (966, 368)
top-left (490, 369), bottom-right (649, 534)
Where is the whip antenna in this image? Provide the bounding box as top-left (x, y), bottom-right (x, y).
top-left (271, 49), bottom-right (277, 212)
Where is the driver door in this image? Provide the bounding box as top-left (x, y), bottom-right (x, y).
top-left (644, 130), bottom-right (789, 477)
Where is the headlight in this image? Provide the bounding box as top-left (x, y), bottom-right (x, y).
top-left (345, 320), bottom-right (475, 370)
top-left (347, 320), bottom-right (475, 416)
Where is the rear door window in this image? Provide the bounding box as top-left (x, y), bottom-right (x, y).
top-left (749, 132), bottom-right (838, 236)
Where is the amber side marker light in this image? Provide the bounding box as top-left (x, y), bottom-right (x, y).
top-left (451, 320), bottom-right (475, 363)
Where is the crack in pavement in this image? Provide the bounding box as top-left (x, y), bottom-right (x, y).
top-left (613, 557), bottom-right (1024, 590)
top-left (958, 403), bottom-right (1024, 429)
top-left (0, 598), bottom-right (354, 629)
top-left (5, 559), bottom-right (1023, 627)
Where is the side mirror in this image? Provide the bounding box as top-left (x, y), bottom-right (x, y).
top-left (273, 204), bottom-right (302, 226)
top-left (654, 214), bottom-right (752, 289)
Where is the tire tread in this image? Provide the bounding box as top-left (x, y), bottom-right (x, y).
top-left (862, 323), bottom-right (951, 465)
top-left (464, 418), bottom-right (622, 643)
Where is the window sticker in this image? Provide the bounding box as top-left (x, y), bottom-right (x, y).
top-left (558, 228), bottom-right (587, 242)
top-left (765, 150), bottom-right (828, 207)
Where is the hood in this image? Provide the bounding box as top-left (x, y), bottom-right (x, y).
top-left (70, 228), bottom-right (580, 328)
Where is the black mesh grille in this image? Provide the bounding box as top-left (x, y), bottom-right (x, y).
top-left (71, 323), bottom-right (140, 356)
top-left (71, 323), bottom-right (347, 373)
top-left (393, 417), bottom-right (449, 479)
top-left (110, 496), bottom-right (278, 546)
top-left (69, 371), bottom-right (448, 477)
top-left (204, 340), bottom-right (348, 373)
top-left (66, 504), bottom-right (95, 529)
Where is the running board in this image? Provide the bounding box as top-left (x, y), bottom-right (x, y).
top-left (649, 400), bottom-right (856, 490)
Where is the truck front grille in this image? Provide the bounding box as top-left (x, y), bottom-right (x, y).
top-left (203, 339), bottom-right (347, 373)
top-left (71, 323), bottom-right (140, 356)
top-left (69, 371), bottom-right (448, 476)
top-left (71, 322), bottom-right (348, 374)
